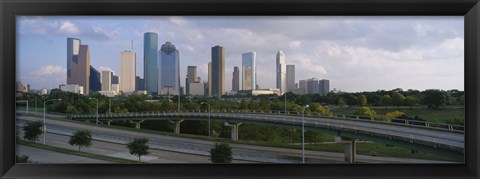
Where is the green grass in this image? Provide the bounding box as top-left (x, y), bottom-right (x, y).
top-left (17, 139), bottom-right (141, 163)
top-left (331, 107), bottom-right (464, 123)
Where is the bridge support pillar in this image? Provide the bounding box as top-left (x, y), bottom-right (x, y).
top-left (343, 139), bottom-right (357, 163)
top-left (129, 120), bottom-right (145, 129)
top-left (107, 120), bottom-right (113, 125)
top-left (169, 120), bottom-right (184, 134)
top-left (225, 122), bottom-right (242, 141)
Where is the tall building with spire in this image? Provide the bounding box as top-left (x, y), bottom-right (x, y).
top-left (144, 32), bottom-right (158, 95)
top-left (242, 51), bottom-right (256, 90)
top-left (211, 45), bottom-right (225, 98)
top-left (276, 50), bottom-right (286, 92)
top-left (158, 42), bottom-right (180, 94)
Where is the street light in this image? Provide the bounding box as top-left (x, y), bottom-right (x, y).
top-left (43, 98), bottom-right (61, 144)
top-left (200, 102), bottom-right (211, 137)
top-left (302, 104), bottom-right (309, 163)
top-left (276, 70), bottom-right (287, 115)
top-left (89, 98), bottom-right (99, 125)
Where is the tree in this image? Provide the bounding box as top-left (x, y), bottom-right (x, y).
top-left (359, 95), bottom-right (367, 106)
top-left (16, 154), bottom-right (31, 163)
top-left (404, 96), bottom-right (416, 109)
top-left (380, 94), bottom-right (392, 106)
top-left (126, 138), bottom-right (150, 162)
top-left (310, 103), bottom-right (332, 116)
top-left (337, 97), bottom-right (346, 107)
top-left (354, 106), bottom-right (377, 116)
top-left (239, 99), bottom-right (249, 110)
top-left (423, 90), bottom-right (447, 108)
top-left (23, 120), bottom-right (43, 143)
top-left (69, 130), bottom-right (92, 151)
top-left (391, 92), bottom-right (405, 109)
top-left (210, 142), bottom-right (233, 163)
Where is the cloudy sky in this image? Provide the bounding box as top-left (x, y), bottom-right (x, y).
top-left (16, 16), bottom-right (464, 92)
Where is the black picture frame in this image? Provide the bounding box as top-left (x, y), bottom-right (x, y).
top-left (1, 0), bottom-right (479, 178)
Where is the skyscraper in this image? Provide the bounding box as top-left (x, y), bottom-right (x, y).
top-left (286, 65), bottom-right (295, 92)
top-left (67, 37), bottom-right (80, 85)
top-left (276, 50), bottom-right (286, 92)
top-left (242, 52), bottom-right (256, 90)
top-left (71, 45), bottom-right (90, 95)
top-left (319, 79), bottom-right (330, 96)
top-left (232, 66), bottom-right (239, 92)
top-left (120, 50), bottom-right (136, 93)
top-left (136, 76), bottom-right (145, 91)
top-left (89, 65), bottom-right (101, 92)
top-left (208, 62), bottom-right (212, 96)
top-left (101, 70), bottom-right (112, 91)
top-left (307, 78), bottom-right (319, 94)
top-left (144, 32), bottom-right (158, 95)
top-left (158, 42), bottom-right (180, 95)
top-left (211, 45), bottom-right (225, 98)
top-left (186, 66), bottom-right (198, 95)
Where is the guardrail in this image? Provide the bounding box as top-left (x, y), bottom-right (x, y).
top-left (67, 109), bottom-right (464, 132)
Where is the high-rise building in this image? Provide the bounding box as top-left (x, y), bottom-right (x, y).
top-left (242, 52), bottom-right (256, 90)
top-left (16, 83), bottom-right (30, 93)
top-left (89, 66), bottom-right (101, 93)
top-left (67, 38), bottom-right (90, 95)
top-left (276, 50), bottom-right (286, 92)
top-left (299, 79), bottom-right (307, 91)
top-left (232, 66), bottom-right (239, 92)
top-left (286, 65), bottom-right (295, 92)
top-left (136, 76), bottom-right (145, 91)
top-left (319, 79), bottom-right (330, 96)
top-left (67, 38), bottom-right (80, 85)
top-left (101, 70), bottom-right (112, 91)
top-left (186, 66), bottom-right (199, 95)
top-left (111, 74), bottom-right (119, 84)
top-left (211, 45), bottom-right (225, 98)
top-left (307, 78), bottom-right (319, 94)
top-left (144, 32), bottom-right (158, 95)
top-left (208, 62), bottom-right (212, 96)
top-left (158, 42), bottom-right (180, 95)
top-left (120, 50), bottom-right (136, 93)
top-left (59, 84), bottom-right (83, 95)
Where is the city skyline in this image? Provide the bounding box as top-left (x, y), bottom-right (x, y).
top-left (17, 16), bottom-right (464, 92)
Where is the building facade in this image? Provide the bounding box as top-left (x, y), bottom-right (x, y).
top-left (136, 76), bottom-right (145, 91)
top-left (67, 39), bottom-right (90, 95)
top-left (89, 65), bottom-right (101, 93)
top-left (67, 38), bottom-right (80, 85)
top-left (276, 50), bottom-right (286, 92)
top-left (120, 50), bottom-right (136, 94)
top-left (242, 52), bottom-right (256, 90)
top-left (319, 79), bottom-right (330, 96)
top-left (101, 70), bottom-right (112, 91)
top-left (211, 45), bottom-right (225, 98)
top-left (186, 66), bottom-right (199, 95)
top-left (144, 32), bottom-right (158, 95)
top-left (307, 78), bottom-right (319, 94)
top-left (59, 84), bottom-right (83, 95)
top-left (232, 66), bottom-right (239, 92)
top-left (286, 65), bottom-right (295, 92)
top-left (158, 42), bottom-right (180, 95)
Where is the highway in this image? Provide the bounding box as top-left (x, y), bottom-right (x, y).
top-left (17, 115), bottom-right (455, 164)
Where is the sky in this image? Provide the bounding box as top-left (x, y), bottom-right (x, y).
top-left (16, 16), bottom-right (464, 92)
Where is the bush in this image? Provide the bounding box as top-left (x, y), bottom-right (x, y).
top-left (354, 107), bottom-right (377, 116)
top-left (210, 142), bottom-right (232, 163)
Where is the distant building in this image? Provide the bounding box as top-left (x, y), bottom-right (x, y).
top-left (237, 89), bottom-right (282, 96)
top-left (211, 45), bottom-right (225, 98)
top-left (189, 82), bottom-right (205, 96)
top-left (232, 66), bottom-right (240, 92)
top-left (307, 78), bottom-right (319, 94)
top-left (111, 75), bottom-right (119, 84)
top-left (204, 81), bottom-right (209, 96)
top-left (319, 79), bottom-right (330, 96)
top-left (159, 86), bottom-right (179, 96)
top-left (67, 37), bottom-right (90, 95)
top-left (89, 65), bottom-right (101, 93)
top-left (242, 52), bottom-right (256, 90)
top-left (159, 42), bottom-right (180, 95)
top-left (208, 62), bottom-right (212, 96)
top-left (111, 84), bottom-right (120, 94)
top-left (186, 66), bottom-right (199, 95)
top-left (39, 88), bottom-right (48, 95)
top-left (144, 32), bottom-right (159, 95)
top-left (98, 91), bottom-right (117, 97)
top-left (59, 84), bottom-right (84, 95)
top-left (299, 79), bottom-right (307, 92)
top-left (291, 88), bottom-right (307, 95)
top-left (286, 65), bottom-right (295, 92)
top-left (136, 76), bottom-right (145, 91)
top-left (276, 50), bottom-right (286, 92)
top-left (16, 82), bottom-right (30, 93)
top-left (101, 70), bottom-right (112, 91)
top-left (120, 50), bottom-right (136, 94)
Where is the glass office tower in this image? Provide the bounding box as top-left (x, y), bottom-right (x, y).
top-left (158, 42), bottom-right (180, 94)
top-left (144, 32), bottom-right (158, 95)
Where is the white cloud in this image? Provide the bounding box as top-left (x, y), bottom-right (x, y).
top-left (59, 21), bottom-right (80, 34)
top-left (31, 65), bottom-right (66, 76)
top-left (289, 41), bottom-right (302, 48)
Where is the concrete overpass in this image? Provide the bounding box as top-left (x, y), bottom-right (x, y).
top-left (68, 110), bottom-right (465, 163)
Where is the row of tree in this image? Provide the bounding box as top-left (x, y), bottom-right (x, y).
top-left (19, 120), bottom-right (233, 163)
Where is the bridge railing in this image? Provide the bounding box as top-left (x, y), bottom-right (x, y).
top-left (67, 109), bottom-right (464, 132)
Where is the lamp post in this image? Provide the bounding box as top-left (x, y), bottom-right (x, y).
top-left (89, 98), bottom-right (99, 125)
top-left (201, 102), bottom-right (211, 137)
top-left (276, 70), bottom-right (287, 115)
top-left (302, 104), bottom-right (309, 163)
top-left (43, 98), bottom-right (61, 144)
